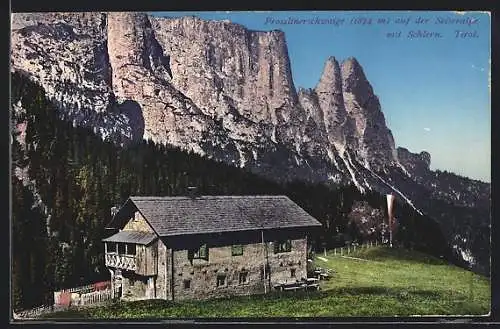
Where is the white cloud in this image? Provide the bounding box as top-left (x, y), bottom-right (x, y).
top-left (424, 127), bottom-right (431, 132)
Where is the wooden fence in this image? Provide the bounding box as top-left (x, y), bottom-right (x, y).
top-left (56, 281), bottom-right (106, 295)
top-left (79, 288), bottom-right (112, 306)
top-left (54, 281), bottom-right (111, 307)
top-left (321, 240), bottom-right (380, 257)
top-left (15, 287), bottom-right (113, 320)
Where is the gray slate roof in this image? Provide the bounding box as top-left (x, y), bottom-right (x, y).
top-left (102, 230), bottom-right (157, 245)
top-left (127, 195), bottom-right (322, 237)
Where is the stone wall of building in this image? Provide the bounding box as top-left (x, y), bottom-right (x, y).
top-left (121, 270), bottom-right (149, 300)
top-left (267, 238), bottom-right (308, 285)
top-left (170, 237), bottom-right (308, 301)
top-left (111, 221), bottom-right (310, 302)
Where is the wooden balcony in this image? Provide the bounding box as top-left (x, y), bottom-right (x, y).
top-left (105, 253), bottom-right (137, 271)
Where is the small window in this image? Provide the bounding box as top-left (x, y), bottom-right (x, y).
top-left (183, 279), bottom-right (191, 290)
top-left (274, 240), bottom-right (292, 253)
top-left (196, 244), bottom-right (208, 259)
top-left (231, 245), bottom-right (243, 256)
top-left (290, 268), bottom-right (296, 278)
top-left (118, 243), bottom-right (126, 254)
top-left (126, 244), bottom-right (136, 255)
top-left (106, 242), bottom-right (117, 253)
top-left (216, 275), bottom-right (226, 287)
top-left (189, 244), bottom-right (209, 260)
top-left (239, 271), bottom-right (248, 284)
top-left (129, 278), bottom-right (135, 286)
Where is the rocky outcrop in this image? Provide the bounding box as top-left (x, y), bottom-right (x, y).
top-left (341, 57), bottom-right (398, 170)
top-left (10, 12), bottom-right (137, 144)
top-left (314, 57), bottom-right (350, 155)
top-left (398, 147), bottom-right (431, 175)
top-left (106, 12), bottom-right (234, 157)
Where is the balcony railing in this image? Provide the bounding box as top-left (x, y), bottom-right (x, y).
top-left (105, 253), bottom-right (137, 271)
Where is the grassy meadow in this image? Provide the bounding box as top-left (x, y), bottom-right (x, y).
top-left (41, 246), bottom-right (490, 319)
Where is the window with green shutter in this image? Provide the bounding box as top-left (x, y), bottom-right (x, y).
top-left (231, 244), bottom-right (243, 256)
top-left (188, 243), bottom-right (209, 261)
top-left (274, 240), bottom-right (292, 253)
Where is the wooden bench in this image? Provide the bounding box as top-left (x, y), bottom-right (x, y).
top-left (306, 283), bottom-right (320, 291)
top-left (319, 273), bottom-right (330, 280)
top-left (274, 278), bottom-right (321, 292)
top-left (283, 286), bottom-right (301, 291)
top-left (305, 278), bottom-right (319, 284)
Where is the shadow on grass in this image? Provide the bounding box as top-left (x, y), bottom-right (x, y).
top-left (38, 309), bottom-right (91, 319)
top-left (353, 247), bottom-right (448, 265)
top-left (411, 289), bottom-right (442, 299)
top-left (317, 286), bottom-right (441, 300)
top-left (121, 286), bottom-right (443, 303)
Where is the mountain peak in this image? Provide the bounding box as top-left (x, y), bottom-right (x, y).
top-left (341, 57), bottom-right (373, 104)
top-left (315, 56), bottom-right (342, 94)
top-left (343, 56), bottom-right (360, 65)
top-left (326, 55), bottom-right (338, 63)
top-left (341, 56), bottom-right (371, 94)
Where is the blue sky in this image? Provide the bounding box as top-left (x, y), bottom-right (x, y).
top-left (151, 11), bottom-right (491, 182)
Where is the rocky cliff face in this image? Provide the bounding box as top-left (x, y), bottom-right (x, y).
top-left (10, 12), bottom-right (490, 274)
top-left (10, 12), bottom-right (397, 185)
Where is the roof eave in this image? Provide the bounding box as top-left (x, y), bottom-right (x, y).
top-left (157, 223), bottom-right (323, 238)
top-left (104, 196), bottom-right (134, 230)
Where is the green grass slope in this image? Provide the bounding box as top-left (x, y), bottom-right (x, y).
top-left (41, 246), bottom-right (490, 318)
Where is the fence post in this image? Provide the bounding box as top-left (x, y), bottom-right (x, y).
top-left (334, 248), bottom-right (336, 256)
